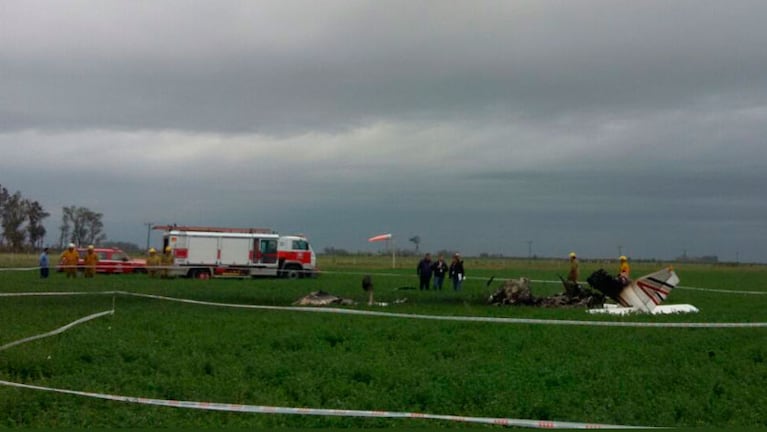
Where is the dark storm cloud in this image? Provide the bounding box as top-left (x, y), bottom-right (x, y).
top-left (3, 1), bottom-right (767, 134)
top-left (1, 0), bottom-right (766, 262)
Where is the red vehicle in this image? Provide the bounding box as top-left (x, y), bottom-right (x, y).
top-left (58, 248), bottom-right (147, 274)
top-left (153, 226), bottom-right (317, 279)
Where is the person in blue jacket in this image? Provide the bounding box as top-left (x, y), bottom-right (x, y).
top-left (39, 247), bottom-right (49, 278)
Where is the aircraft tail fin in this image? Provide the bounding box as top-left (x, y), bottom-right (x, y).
top-left (618, 267), bottom-right (679, 312)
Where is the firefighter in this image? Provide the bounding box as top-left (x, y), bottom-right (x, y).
top-left (60, 243), bottom-right (80, 278)
top-left (563, 252), bottom-right (580, 297)
top-left (146, 247), bottom-right (161, 278)
top-left (567, 252), bottom-right (579, 283)
top-left (161, 246), bottom-right (173, 278)
top-left (618, 255), bottom-right (631, 286)
top-left (83, 245), bottom-right (99, 278)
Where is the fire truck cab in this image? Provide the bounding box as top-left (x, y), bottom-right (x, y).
top-left (157, 226), bottom-right (316, 279)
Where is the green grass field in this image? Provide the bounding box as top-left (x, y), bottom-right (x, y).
top-left (1, 254), bottom-right (766, 428)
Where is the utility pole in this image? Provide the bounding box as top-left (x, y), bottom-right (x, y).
top-left (144, 222), bottom-right (153, 251)
top-left (526, 240), bottom-right (533, 259)
top-left (618, 245), bottom-right (623, 257)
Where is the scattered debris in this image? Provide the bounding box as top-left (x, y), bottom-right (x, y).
top-left (369, 298), bottom-right (406, 307)
top-left (488, 277), bottom-right (604, 308)
top-left (293, 291), bottom-right (356, 306)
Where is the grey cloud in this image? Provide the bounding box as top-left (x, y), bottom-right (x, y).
top-left (2, 0), bottom-right (766, 262)
top-left (3, 1), bottom-right (767, 135)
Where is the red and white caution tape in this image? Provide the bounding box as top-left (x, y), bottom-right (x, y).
top-left (2, 290), bottom-right (766, 328)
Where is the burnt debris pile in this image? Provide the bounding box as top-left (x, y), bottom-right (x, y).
top-left (488, 277), bottom-right (604, 308)
top-left (585, 268), bottom-right (624, 303)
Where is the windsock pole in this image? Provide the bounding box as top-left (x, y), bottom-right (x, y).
top-left (368, 233), bottom-right (395, 268)
top-left (390, 237), bottom-right (396, 269)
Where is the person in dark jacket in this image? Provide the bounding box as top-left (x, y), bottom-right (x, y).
top-left (416, 253), bottom-right (433, 290)
top-left (431, 254), bottom-right (448, 290)
top-left (449, 253), bottom-right (465, 291)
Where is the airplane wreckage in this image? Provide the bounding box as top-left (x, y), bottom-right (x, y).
top-left (488, 267), bottom-right (698, 315)
top-left (293, 268), bottom-right (697, 315)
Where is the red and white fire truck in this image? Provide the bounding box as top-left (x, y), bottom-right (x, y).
top-left (153, 226), bottom-right (317, 279)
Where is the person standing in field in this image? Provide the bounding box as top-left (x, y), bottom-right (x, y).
top-left (449, 253), bottom-right (465, 291)
top-left (567, 252), bottom-right (579, 283)
top-left (362, 274), bottom-right (374, 305)
top-left (83, 245), bottom-right (99, 278)
top-left (431, 254), bottom-right (448, 290)
top-left (618, 255), bottom-right (631, 286)
top-left (146, 248), bottom-right (161, 277)
top-left (416, 253), bottom-right (433, 290)
top-left (161, 246), bottom-right (174, 278)
top-left (60, 243), bottom-right (79, 278)
top-left (39, 247), bottom-right (50, 279)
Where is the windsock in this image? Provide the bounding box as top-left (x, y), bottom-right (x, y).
top-left (368, 233), bottom-right (392, 242)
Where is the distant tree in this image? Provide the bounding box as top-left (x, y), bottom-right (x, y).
top-left (26, 200), bottom-right (49, 249)
top-left (82, 209), bottom-right (106, 245)
top-left (59, 205), bottom-right (74, 248)
top-left (59, 206), bottom-right (107, 246)
top-left (0, 185), bottom-right (8, 248)
top-left (0, 185), bottom-right (8, 211)
top-left (1, 191), bottom-right (27, 251)
top-left (409, 235), bottom-right (421, 253)
top-left (0, 185), bottom-right (50, 250)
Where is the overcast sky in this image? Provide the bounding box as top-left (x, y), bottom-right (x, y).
top-left (2, 0), bottom-right (765, 262)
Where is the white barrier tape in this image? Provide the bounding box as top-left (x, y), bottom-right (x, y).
top-left (0, 267), bottom-right (41, 272)
top-left (2, 291), bottom-right (766, 328)
top-left (0, 306), bottom-right (653, 429)
top-left (674, 285), bottom-right (767, 295)
top-left (0, 380), bottom-right (651, 429)
top-left (2, 265), bottom-right (766, 295)
top-left (0, 309), bottom-right (113, 352)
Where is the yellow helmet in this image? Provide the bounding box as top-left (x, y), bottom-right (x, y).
top-left (87, 245), bottom-right (95, 250)
top-left (569, 252), bottom-right (576, 258)
top-left (165, 246), bottom-right (172, 252)
top-left (619, 255), bottom-right (627, 261)
top-left (149, 248), bottom-right (156, 254)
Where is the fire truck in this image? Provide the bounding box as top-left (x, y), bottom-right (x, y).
top-left (153, 226), bottom-right (317, 279)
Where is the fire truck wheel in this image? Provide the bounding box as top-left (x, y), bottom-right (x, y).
top-left (193, 269), bottom-right (211, 280)
top-left (284, 265), bottom-right (301, 279)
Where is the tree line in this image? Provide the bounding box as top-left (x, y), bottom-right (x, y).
top-left (57, 206), bottom-right (106, 248)
top-left (0, 184), bottom-right (49, 251)
top-left (0, 183), bottom-right (107, 252)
